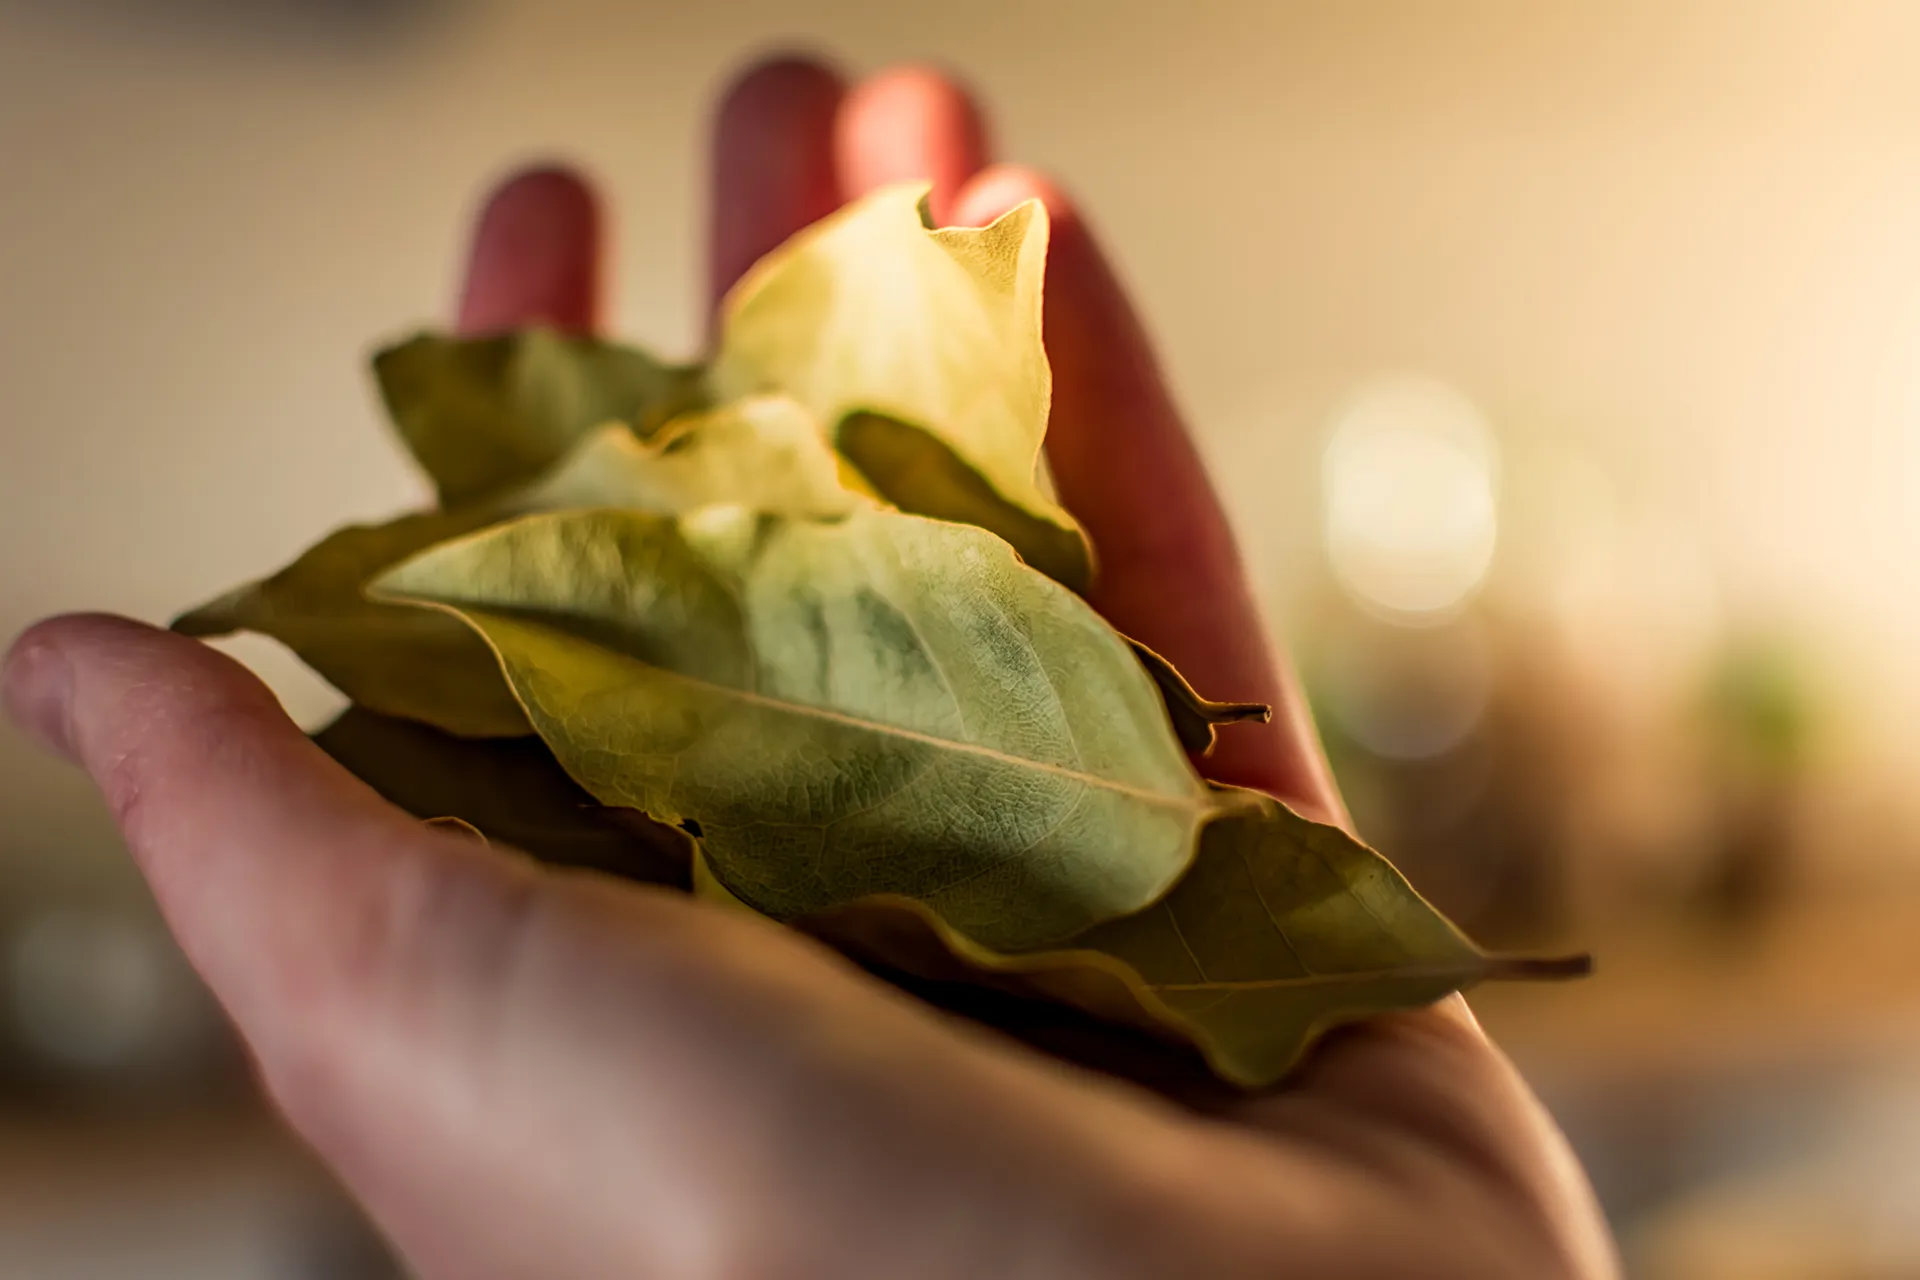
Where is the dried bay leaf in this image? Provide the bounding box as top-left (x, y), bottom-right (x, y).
top-left (711, 185), bottom-right (1093, 590)
top-left (374, 328), bottom-right (701, 505)
top-left (507, 395), bottom-right (862, 519)
top-left (375, 506), bottom-right (1227, 950)
top-left (170, 178), bottom-right (1592, 1093)
top-left (315, 706), bottom-right (691, 885)
top-left (1070, 798), bottom-right (1588, 1081)
top-left (837, 411), bottom-right (1089, 589)
top-left (175, 394), bottom-right (860, 736)
top-left (175, 509), bottom-right (531, 737)
top-left (796, 793), bottom-right (1589, 1089)
top-left (1127, 640), bottom-right (1271, 757)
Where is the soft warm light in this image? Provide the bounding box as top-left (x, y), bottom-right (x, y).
top-left (1322, 375), bottom-right (1499, 623)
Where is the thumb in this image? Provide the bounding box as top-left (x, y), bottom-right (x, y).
top-left (2, 616), bottom-right (1184, 1279)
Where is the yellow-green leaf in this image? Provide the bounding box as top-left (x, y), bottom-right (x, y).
top-left (506, 394), bottom-right (862, 519)
top-left (796, 793), bottom-right (1589, 1089)
top-left (315, 707), bottom-right (690, 883)
top-left (375, 506), bottom-right (1225, 949)
top-left (711, 184), bottom-right (1092, 590)
top-left (174, 509), bottom-right (531, 737)
top-left (374, 328), bottom-right (700, 506)
top-left (1127, 640), bottom-right (1271, 757)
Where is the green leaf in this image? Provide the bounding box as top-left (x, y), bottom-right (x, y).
top-left (315, 706), bottom-right (690, 884)
top-left (837, 411), bottom-right (1089, 589)
top-left (375, 506), bottom-right (1224, 950)
top-left (711, 185), bottom-right (1092, 590)
top-left (374, 328), bottom-right (700, 506)
top-left (1127, 640), bottom-right (1271, 757)
top-left (796, 793), bottom-right (1590, 1089)
top-left (175, 393), bottom-right (862, 736)
top-left (175, 509), bottom-right (531, 737)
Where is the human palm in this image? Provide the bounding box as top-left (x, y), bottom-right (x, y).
top-left (2, 58), bottom-right (1616, 1279)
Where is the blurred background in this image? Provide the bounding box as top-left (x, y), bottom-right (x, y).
top-left (4, 0), bottom-right (1920, 1274)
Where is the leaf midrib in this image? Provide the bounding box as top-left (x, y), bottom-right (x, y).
top-left (459, 602), bottom-right (1221, 818)
top-left (1149, 957), bottom-right (1486, 994)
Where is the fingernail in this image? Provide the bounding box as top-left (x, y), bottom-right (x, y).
top-left (2, 636), bottom-right (75, 762)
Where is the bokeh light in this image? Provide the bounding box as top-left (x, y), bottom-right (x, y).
top-left (1322, 374), bottom-right (1500, 624)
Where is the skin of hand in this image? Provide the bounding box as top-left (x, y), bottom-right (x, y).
top-left (1, 57), bottom-right (1620, 1280)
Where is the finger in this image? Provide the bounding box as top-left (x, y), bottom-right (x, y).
top-left (836, 65), bottom-right (990, 225)
top-left (708, 55), bottom-right (846, 314)
top-left (457, 165), bottom-right (603, 336)
top-left (951, 168), bottom-right (1345, 821)
top-left (0, 615), bottom-right (542, 1057)
top-left (0, 616), bottom-right (1207, 1278)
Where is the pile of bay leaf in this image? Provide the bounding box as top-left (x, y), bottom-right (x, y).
top-left (177, 185), bottom-right (1581, 1088)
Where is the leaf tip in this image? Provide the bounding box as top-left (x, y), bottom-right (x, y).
top-left (170, 585), bottom-right (257, 638)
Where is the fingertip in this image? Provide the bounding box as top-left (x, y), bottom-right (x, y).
top-left (709, 53), bottom-right (846, 309)
top-left (3, 615), bottom-right (90, 761)
top-left (10, 609), bottom-right (161, 650)
top-left (481, 164), bottom-right (600, 215)
top-left (6, 614), bottom-right (191, 734)
top-left (7, 614), bottom-right (298, 781)
top-left (837, 65), bottom-right (990, 224)
top-left (950, 163), bottom-right (1074, 230)
top-left (458, 163), bottom-right (604, 336)
top-left (715, 52), bottom-right (846, 133)
top-left (1, 614), bottom-right (498, 1021)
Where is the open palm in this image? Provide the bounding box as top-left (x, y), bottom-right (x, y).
top-left (2, 58), bottom-right (1616, 1279)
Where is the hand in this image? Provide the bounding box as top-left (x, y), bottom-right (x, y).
top-left (2, 58), bottom-right (1618, 1279)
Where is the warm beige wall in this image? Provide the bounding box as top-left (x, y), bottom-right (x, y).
top-left (6, 0), bottom-right (1920, 886)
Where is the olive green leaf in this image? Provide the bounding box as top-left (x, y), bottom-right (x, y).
top-left (1127, 640), bottom-right (1271, 757)
top-left (375, 506), bottom-right (1229, 949)
top-left (796, 793), bottom-right (1589, 1089)
top-left (507, 394), bottom-right (863, 519)
top-left (314, 706), bottom-right (691, 885)
top-left (174, 508), bottom-right (531, 737)
top-left (374, 328), bottom-right (701, 506)
top-left (711, 184), bottom-right (1093, 590)
top-left (837, 411), bottom-right (1089, 588)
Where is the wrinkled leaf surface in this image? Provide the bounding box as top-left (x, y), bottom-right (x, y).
top-left (375, 328), bottom-right (699, 505)
top-left (377, 506), bottom-right (1219, 949)
top-left (176, 394), bottom-right (858, 736)
top-left (507, 395), bottom-right (859, 519)
top-left (797, 793), bottom-right (1589, 1087)
top-left (712, 185), bottom-right (1091, 588)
